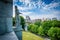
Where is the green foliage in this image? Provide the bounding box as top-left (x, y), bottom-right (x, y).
top-left (28, 19), bottom-right (60, 40)
top-left (38, 26), bottom-right (44, 36)
top-left (52, 20), bottom-right (60, 27)
top-left (41, 21), bottom-right (52, 35)
top-left (20, 16), bottom-right (25, 29)
top-left (13, 17), bottom-right (15, 26)
top-left (28, 24), bottom-right (33, 31)
top-left (48, 27), bottom-right (60, 40)
top-left (34, 20), bottom-right (41, 27)
top-left (28, 24), bottom-right (38, 33)
top-left (23, 31), bottom-right (44, 40)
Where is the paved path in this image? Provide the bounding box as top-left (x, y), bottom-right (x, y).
top-left (0, 32), bottom-right (18, 40)
top-left (44, 38), bottom-right (50, 40)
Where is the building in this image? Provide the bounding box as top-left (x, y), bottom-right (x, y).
top-left (0, 0), bottom-right (22, 40)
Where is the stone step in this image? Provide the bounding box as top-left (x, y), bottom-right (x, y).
top-left (0, 32), bottom-right (18, 40)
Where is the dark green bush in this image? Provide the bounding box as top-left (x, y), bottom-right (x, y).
top-left (13, 17), bottom-right (15, 26)
top-left (38, 26), bottom-right (45, 36)
top-left (48, 27), bottom-right (60, 40)
top-left (34, 20), bottom-right (41, 27)
top-left (28, 24), bottom-right (38, 33)
top-left (52, 20), bottom-right (60, 27)
top-left (28, 24), bottom-right (32, 31)
top-left (28, 20), bottom-right (60, 40)
top-left (32, 25), bottom-right (38, 33)
top-left (20, 16), bottom-right (25, 29)
top-left (41, 21), bottom-right (52, 35)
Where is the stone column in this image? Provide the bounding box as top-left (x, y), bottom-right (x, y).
top-left (0, 0), bottom-right (13, 35)
top-left (13, 6), bottom-right (22, 40)
top-left (0, 0), bottom-right (18, 40)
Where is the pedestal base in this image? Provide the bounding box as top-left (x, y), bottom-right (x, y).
top-left (0, 32), bottom-right (18, 40)
top-left (13, 26), bottom-right (22, 40)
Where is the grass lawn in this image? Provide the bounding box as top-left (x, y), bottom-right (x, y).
top-left (22, 31), bottom-right (44, 40)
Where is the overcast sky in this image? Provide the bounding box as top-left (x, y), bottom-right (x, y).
top-left (13, 0), bottom-right (60, 20)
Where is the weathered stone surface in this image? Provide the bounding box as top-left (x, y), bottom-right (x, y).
top-left (0, 0), bottom-right (19, 40)
top-left (0, 1), bottom-right (13, 18)
top-left (0, 18), bottom-right (13, 35)
top-left (13, 26), bottom-right (22, 40)
top-left (24, 25), bottom-right (28, 31)
top-left (0, 32), bottom-right (18, 40)
top-left (14, 6), bottom-right (22, 40)
top-left (0, 0), bottom-right (13, 35)
top-left (15, 31), bottom-right (22, 40)
top-left (0, 0), bottom-right (12, 4)
top-left (0, 18), bottom-right (6, 34)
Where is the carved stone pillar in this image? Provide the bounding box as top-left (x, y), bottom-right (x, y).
top-left (0, 0), bottom-right (13, 35)
top-left (0, 0), bottom-right (18, 40)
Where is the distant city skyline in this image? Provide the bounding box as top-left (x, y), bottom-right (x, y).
top-left (13, 0), bottom-right (60, 20)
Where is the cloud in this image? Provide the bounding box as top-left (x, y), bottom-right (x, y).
top-left (13, 5), bottom-right (32, 17)
top-left (14, 0), bottom-right (43, 11)
top-left (14, 0), bottom-right (60, 10)
top-left (17, 5), bottom-right (34, 11)
top-left (13, 5), bottom-right (15, 17)
top-left (28, 10), bottom-right (60, 20)
top-left (29, 13), bottom-right (59, 20)
top-left (13, 0), bottom-right (60, 20)
top-left (43, 2), bottom-right (60, 10)
top-left (19, 0), bottom-right (31, 3)
top-left (20, 12), bottom-right (32, 15)
top-left (19, 11), bottom-right (33, 19)
top-left (19, 0), bottom-right (31, 7)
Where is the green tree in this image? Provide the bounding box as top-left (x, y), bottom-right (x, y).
top-left (48, 27), bottom-right (60, 40)
top-left (34, 20), bottom-right (41, 27)
top-left (52, 20), bottom-right (60, 27)
top-left (38, 26), bottom-right (44, 36)
top-left (41, 20), bottom-right (52, 35)
top-left (20, 16), bottom-right (25, 29)
top-left (28, 24), bottom-right (38, 33)
top-left (13, 17), bottom-right (15, 26)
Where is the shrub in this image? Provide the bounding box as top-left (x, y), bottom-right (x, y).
top-left (28, 24), bottom-right (38, 33)
top-left (28, 24), bottom-right (32, 31)
top-left (48, 27), bottom-right (60, 40)
top-left (32, 25), bottom-right (38, 33)
top-left (38, 26), bottom-right (45, 36)
top-left (20, 16), bottom-right (25, 30)
top-left (13, 17), bottom-right (15, 26)
top-left (52, 20), bottom-right (60, 27)
top-left (34, 20), bottom-right (41, 27)
top-left (41, 21), bottom-right (52, 35)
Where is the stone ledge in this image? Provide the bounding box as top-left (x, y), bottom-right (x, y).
top-left (0, 31), bottom-right (18, 40)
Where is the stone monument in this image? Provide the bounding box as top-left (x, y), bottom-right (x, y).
top-left (24, 24), bottom-right (28, 31)
top-left (0, 0), bottom-right (18, 40)
top-left (24, 16), bottom-right (31, 31)
top-left (13, 6), bottom-right (22, 40)
top-left (25, 16), bottom-right (31, 31)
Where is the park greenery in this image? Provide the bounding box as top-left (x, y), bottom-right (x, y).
top-left (28, 19), bottom-right (60, 40)
top-left (13, 16), bottom-right (60, 40)
top-left (23, 31), bottom-right (44, 40)
top-left (20, 16), bottom-right (25, 29)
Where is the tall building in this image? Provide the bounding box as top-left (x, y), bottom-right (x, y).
top-left (52, 18), bottom-right (57, 20)
top-left (26, 16), bottom-right (31, 23)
